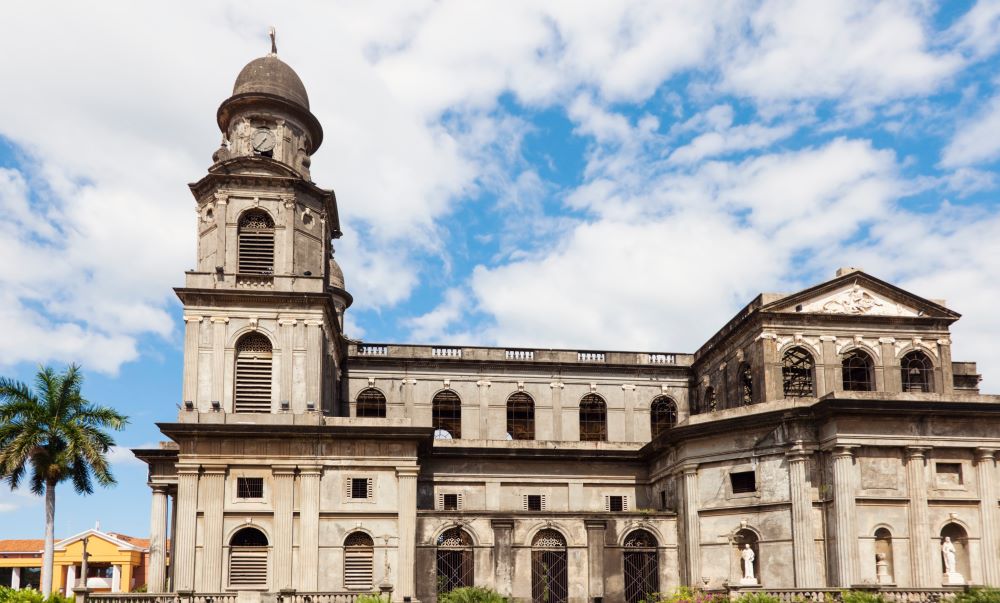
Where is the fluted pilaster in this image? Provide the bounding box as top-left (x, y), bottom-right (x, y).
top-left (396, 467), bottom-right (418, 600)
top-left (173, 465), bottom-right (200, 592)
top-left (977, 449), bottom-right (1000, 585)
top-left (273, 466), bottom-right (296, 590)
top-left (788, 445), bottom-right (818, 586)
top-left (198, 466), bottom-right (226, 592)
top-left (906, 446), bottom-right (933, 587)
top-left (147, 485), bottom-right (169, 593)
top-left (680, 464), bottom-right (701, 585)
top-left (298, 466), bottom-right (321, 590)
top-left (831, 445), bottom-right (859, 586)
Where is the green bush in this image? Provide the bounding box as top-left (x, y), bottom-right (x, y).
top-left (840, 591), bottom-right (886, 603)
top-left (437, 587), bottom-right (507, 603)
top-left (0, 587), bottom-right (74, 603)
top-left (955, 588), bottom-right (1000, 603)
top-left (733, 593), bottom-right (781, 603)
top-left (354, 594), bottom-right (390, 603)
top-left (650, 587), bottom-right (729, 603)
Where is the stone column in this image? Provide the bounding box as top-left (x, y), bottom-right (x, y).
top-left (182, 317), bottom-right (202, 405)
top-left (111, 565), bottom-right (121, 593)
top-left (491, 519), bottom-right (515, 597)
top-left (199, 466), bottom-right (226, 592)
top-left (211, 317), bottom-right (228, 410)
top-left (976, 448), bottom-right (1000, 585)
top-left (550, 382), bottom-right (563, 441)
top-left (585, 519), bottom-right (607, 599)
top-left (298, 466), bottom-right (322, 591)
top-left (396, 467), bottom-right (418, 600)
top-left (305, 321), bottom-right (323, 410)
top-left (278, 319), bottom-right (296, 408)
top-left (477, 380), bottom-right (491, 440)
top-left (680, 464), bottom-right (701, 585)
top-left (64, 565), bottom-right (75, 597)
top-left (169, 489), bottom-right (178, 591)
top-left (148, 484), bottom-right (170, 592)
top-left (787, 445), bottom-right (818, 586)
top-left (879, 338), bottom-right (899, 392)
top-left (214, 194), bottom-right (228, 270)
top-left (282, 196), bottom-right (295, 274)
top-left (938, 339), bottom-right (954, 395)
top-left (760, 332), bottom-right (781, 402)
top-left (906, 446), bottom-right (933, 587)
top-left (830, 445), bottom-right (860, 587)
top-left (11, 568), bottom-right (20, 589)
top-left (622, 384), bottom-right (636, 442)
top-left (173, 465), bottom-right (200, 592)
top-left (819, 336), bottom-right (838, 396)
top-left (273, 467), bottom-right (296, 591)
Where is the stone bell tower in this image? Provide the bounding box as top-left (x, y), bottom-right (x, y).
top-left (177, 34), bottom-right (352, 417)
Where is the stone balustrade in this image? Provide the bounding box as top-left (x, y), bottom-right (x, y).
top-left (349, 342), bottom-right (691, 366)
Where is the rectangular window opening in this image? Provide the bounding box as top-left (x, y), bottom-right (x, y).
top-left (351, 477), bottom-right (372, 499)
top-left (443, 493), bottom-right (460, 510)
top-left (236, 477), bottom-right (264, 499)
top-left (730, 471), bottom-right (757, 494)
top-left (936, 462), bottom-right (963, 487)
top-left (660, 490), bottom-right (667, 510)
top-left (607, 495), bottom-right (625, 512)
top-left (526, 494), bottom-right (543, 511)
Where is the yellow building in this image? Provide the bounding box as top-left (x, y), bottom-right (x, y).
top-left (0, 529), bottom-right (153, 595)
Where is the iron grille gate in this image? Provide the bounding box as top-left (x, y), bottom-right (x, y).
top-left (436, 548), bottom-right (473, 592)
top-left (623, 549), bottom-right (659, 603)
top-left (531, 549), bottom-right (568, 603)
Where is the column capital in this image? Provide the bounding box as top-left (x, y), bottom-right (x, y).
top-left (184, 315), bottom-right (204, 323)
top-left (679, 463), bottom-right (699, 476)
top-left (176, 464), bottom-right (201, 476)
top-left (905, 445), bottom-right (932, 459)
top-left (298, 465), bottom-right (323, 476)
top-left (975, 448), bottom-right (998, 463)
top-left (272, 466), bottom-right (298, 477)
top-left (830, 444), bottom-right (860, 458)
top-left (396, 466), bottom-right (420, 478)
top-left (151, 483), bottom-right (171, 494)
top-left (201, 464), bottom-right (228, 475)
top-left (786, 445), bottom-right (814, 462)
top-left (210, 316), bottom-right (230, 324)
top-left (584, 519), bottom-right (608, 530)
top-left (491, 518), bottom-right (515, 530)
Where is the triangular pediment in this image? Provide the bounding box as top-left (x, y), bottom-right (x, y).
top-left (763, 271), bottom-right (959, 320)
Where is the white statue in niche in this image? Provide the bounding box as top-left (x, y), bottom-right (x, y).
top-left (942, 537), bottom-right (957, 573)
top-left (741, 544), bottom-right (757, 583)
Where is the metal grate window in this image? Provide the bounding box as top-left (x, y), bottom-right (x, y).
top-left (437, 493), bottom-right (462, 511)
top-left (531, 529), bottom-right (568, 603)
top-left (228, 527), bottom-right (268, 588)
top-left (343, 532), bottom-right (374, 590)
top-left (433, 390), bottom-right (462, 439)
top-left (782, 347), bottom-right (815, 397)
top-left (650, 396), bottom-right (677, 438)
top-left (524, 494), bottom-right (546, 511)
top-left (436, 528), bottom-right (473, 594)
top-left (730, 471), bottom-right (757, 494)
top-left (236, 477), bottom-right (264, 499)
top-left (901, 350), bottom-right (934, 393)
top-left (506, 392), bottom-right (535, 440)
top-left (234, 333), bottom-right (273, 413)
top-left (355, 388), bottom-right (387, 418)
top-left (237, 210), bottom-right (275, 274)
top-left (623, 529), bottom-right (660, 603)
top-left (842, 349), bottom-right (875, 391)
top-left (605, 495), bottom-right (628, 512)
top-left (578, 394), bottom-right (607, 442)
top-left (347, 477), bottom-right (373, 500)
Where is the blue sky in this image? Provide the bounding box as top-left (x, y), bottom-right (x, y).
top-left (1, 0), bottom-right (1000, 539)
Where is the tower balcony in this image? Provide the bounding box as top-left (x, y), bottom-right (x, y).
top-left (184, 271), bottom-right (327, 294)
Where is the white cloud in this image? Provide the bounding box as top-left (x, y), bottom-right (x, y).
top-left (947, 0), bottom-right (1000, 60)
top-left (721, 0), bottom-right (961, 106)
top-left (941, 95), bottom-right (1000, 167)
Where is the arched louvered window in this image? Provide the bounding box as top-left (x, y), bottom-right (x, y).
top-left (842, 349), bottom-right (875, 391)
top-left (234, 333), bottom-right (273, 413)
top-left (356, 388), bottom-right (387, 418)
top-left (739, 363), bottom-right (754, 406)
top-left (238, 210), bottom-right (275, 274)
top-left (433, 390), bottom-right (462, 439)
top-left (436, 528), bottom-right (474, 594)
top-left (229, 527), bottom-right (268, 588)
top-left (623, 530), bottom-right (660, 603)
top-left (901, 351), bottom-right (934, 393)
top-left (507, 392), bottom-right (535, 440)
top-left (579, 394), bottom-right (607, 442)
top-left (650, 396), bottom-right (677, 439)
top-left (344, 532), bottom-right (374, 591)
top-left (782, 347), bottom-right (815, 397)
top-left (531, 529), bottom-right (568, 603)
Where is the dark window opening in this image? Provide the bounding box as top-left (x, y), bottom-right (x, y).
top-left (526, 494), bottom-right (543, 511)
top-left (660, 490), bottom-right (667, 510)
top-left (608, 495), bottom-right (625, 512)
top-left (236, 477), bottom-right (264, 499)
top-left (443, 493), bottom-right (459, 510)
top-left (507, 392), bottom-right (535, 440)
top-left (782, 347), bottom-right (815, 397)
top-left (650, 396), bottom-right (678, 438)
top-left (433, 390), bottom-right (462, 439)
top-left (579, 394), bottom-right (607, 441)
top-left (730, 471), bottom-right (757, 494)
top-left (356, 388), bottom-right (387, 418)
top-left (842, 350), bottom-right (875, 391)
top-left (901, 351), bottom-right (934, 393)
top-left (740, 363), bottom-right (754, 405)
top-left (351, 477), bottom-right (371, 499)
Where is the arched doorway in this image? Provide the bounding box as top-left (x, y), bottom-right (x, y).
top-left (623, 529), bottom-right (659, 603)
top-left (228, 527), bottom-right (268, 589)
top-left (531, 529), bottom-right (568, 603)
top-left (436, 527), bottom-right (474, 594)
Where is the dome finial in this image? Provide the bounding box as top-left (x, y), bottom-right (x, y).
top-left (268, 26), bottom-right (277, 56)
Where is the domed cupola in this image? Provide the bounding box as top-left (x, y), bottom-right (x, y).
top-left (213, 28), bottom-right (322, 178)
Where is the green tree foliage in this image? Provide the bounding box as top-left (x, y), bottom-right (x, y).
top-left (955, 588), bottom-right (1000, 603)
top-left (0, 587), bottom-right (73, 603)
top-left (0, 365), bottom-right (128, 597)
top-left (437, 587), bottom-right (508, 603)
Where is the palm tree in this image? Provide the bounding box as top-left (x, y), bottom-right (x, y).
top-left (0, 364), bottom-right (128, 596)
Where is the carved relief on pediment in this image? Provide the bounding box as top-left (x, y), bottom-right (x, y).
top-left (796, 284), bottom-right (919, 317)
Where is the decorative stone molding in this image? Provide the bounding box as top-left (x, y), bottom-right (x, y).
top-left (477, 380), bottom-right (491, 388)
top-left (622, 384), bottom-right (635, 391)
top-left (517, 381), bottom-right (525, 392)
top-left (549, 381), bottom-right (564, 389)
top-left (819, 335), bottom-right (837, 342)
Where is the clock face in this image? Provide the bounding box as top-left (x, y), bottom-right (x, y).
top-left (251, 128), bottom-right (276, 152)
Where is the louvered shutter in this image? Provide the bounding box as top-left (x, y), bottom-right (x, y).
top-left (238, 211), bottom-right (275, 274)
top-left (344, 533), bottom-right (374, 590)
top-left (229, 548), bottom-right (268, 587)
top-left (234, 333), bottom-right (272, 413)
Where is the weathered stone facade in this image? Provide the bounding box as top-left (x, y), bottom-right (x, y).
top-left (136, 48), bottom-right (1000, 603)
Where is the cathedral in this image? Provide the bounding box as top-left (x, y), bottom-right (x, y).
top-left (134, 43), bottom-right (1000, 603)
